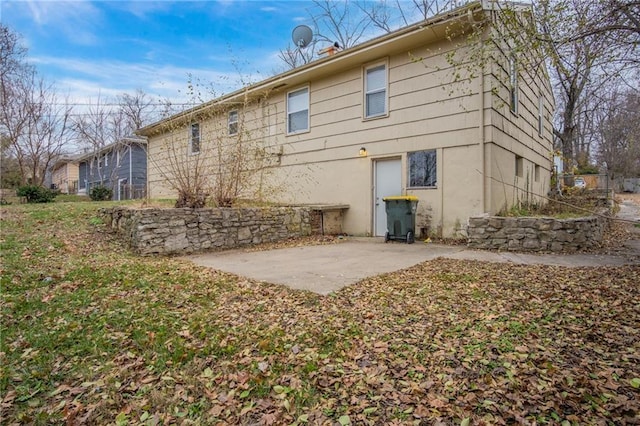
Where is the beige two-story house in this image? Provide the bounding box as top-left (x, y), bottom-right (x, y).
top-left (50, 155), bottom-right (81, 194)
top-left (139, 1), bottom-right (554, 238)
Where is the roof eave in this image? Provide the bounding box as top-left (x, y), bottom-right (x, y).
top-left (137, 1), bottom-right (487, 137)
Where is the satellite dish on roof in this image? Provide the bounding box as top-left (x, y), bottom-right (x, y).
top-left (292, 25), bottom-right (313, 48)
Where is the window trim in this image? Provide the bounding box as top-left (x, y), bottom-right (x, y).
top-left (190, 122), bottom-right (201, 155)
top-left (509, 55), bottom-right (518, 115)
top-left (363, 60), bottom-right (389, 120)
top-left (286, 86), bottom-right (310, 135)
top-left (407, 149), bottom-right (438, 189)
top-left (228, 110), bottom-right (239, 136)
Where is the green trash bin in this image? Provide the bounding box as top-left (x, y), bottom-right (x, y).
top-left (382, 195), bottom-right (418, 244)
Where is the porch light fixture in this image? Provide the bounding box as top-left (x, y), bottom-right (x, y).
top-left (359, 147), bottom-right (368, 157)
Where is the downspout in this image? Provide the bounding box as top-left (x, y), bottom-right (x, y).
top-left (479, 39), bottom-right (486, 213)
top-left (469, 7), bottom-right (487, 213)
top-left (440, 149), bottom-right (444, 236)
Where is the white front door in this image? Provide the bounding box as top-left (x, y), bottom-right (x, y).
top-left (374, 158), bottom-right (402, 236)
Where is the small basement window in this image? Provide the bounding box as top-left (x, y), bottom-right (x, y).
top-left (408, 150), bottom-right (437, 188)
top-left (515, 155), bottom-right (524, 178)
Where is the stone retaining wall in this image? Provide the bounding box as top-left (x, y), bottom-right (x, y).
top-left (100, 206), bottom-right (313, 255)
top-left (467, 214), bottom-right (610, 252)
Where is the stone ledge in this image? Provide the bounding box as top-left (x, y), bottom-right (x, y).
top-left (467, 213), bottom-right (610, 252)
top-left (100, 206), bottom-right (314, 255)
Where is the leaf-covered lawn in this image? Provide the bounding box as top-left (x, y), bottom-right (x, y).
top-left (1, 202), bottom-right (639, 425)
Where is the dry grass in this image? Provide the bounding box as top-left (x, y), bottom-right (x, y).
top-left (1, 201), bottom-right (639, 425)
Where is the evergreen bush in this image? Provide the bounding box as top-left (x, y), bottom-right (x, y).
top-left (16, 185), bottom-right (58, 203)
top-left (89, 185), bottom-right (113, 201)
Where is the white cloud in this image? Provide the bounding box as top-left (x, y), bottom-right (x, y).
top-left (22, 0), bottom-right (103, 46)
top-left (108, 1), bottom-right (177, 20)
top-left (32, 55), bottom-right (255, 104)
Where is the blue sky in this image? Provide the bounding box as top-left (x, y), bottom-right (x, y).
top-left (1, 1), bottom-right (320, 104)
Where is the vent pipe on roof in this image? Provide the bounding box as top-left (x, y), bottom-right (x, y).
top-left (318, 41), bottom-right (341, 57)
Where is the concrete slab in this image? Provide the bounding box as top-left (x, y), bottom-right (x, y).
top-left (185, 239), bottom-right (465, 295)
top-left (183, 237), bottom-right (639, 295)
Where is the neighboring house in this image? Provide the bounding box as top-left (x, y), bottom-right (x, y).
top-left (138, 1), bottom-right (554, 238)
top-left (78, 137), bottom-right (147, 200)
top-left (50, 155), bottom-right (81, 194)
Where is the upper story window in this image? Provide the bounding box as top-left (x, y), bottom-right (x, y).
top-left (509, 55), bottom-right (518, 114)
top-left (228, 110), bottom-right (238, 136)
top-left (190, 123), bottom-right (201, 154)
top-left (287, 87), bottom-right (309, 134)
top-left (365, 63), bottom-right (387, 118)
top-left (538, 95), bottom-right (544, 136)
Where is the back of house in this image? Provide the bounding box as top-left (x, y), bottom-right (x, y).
top-left (139, 1), bottom-right (553, 238)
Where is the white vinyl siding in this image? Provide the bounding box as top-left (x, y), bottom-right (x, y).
top-left (287, 87), bottom-right (309, 134)
top-left (365, 64), bottom-right (387, 118)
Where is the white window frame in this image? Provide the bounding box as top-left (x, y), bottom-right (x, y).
top-left (363, 61), bottom-right (388, 119)
top-left (228, 110), bottom-right (238, 136)
top-left (286, 86), bottom-right (310, 135)
top-left (190, 123), bottom-right (201, 154)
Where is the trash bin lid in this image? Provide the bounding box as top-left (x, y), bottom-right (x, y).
top-left (382, 195), bottom-right (419, 201)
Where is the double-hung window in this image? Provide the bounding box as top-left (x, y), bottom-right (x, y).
top-left (287, 87), bottom-right (309, 134)
top-left (537, 95), bottom-right (544, 136)
top-left (228, 110), bottom-right (238, 135)
top-left (408, 150), bottom-right (437, 188)
top-left (190, 123), bottom-right (201, 154)
top-left (365, 63), bottom-right (387, 118)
